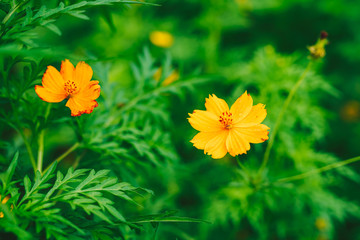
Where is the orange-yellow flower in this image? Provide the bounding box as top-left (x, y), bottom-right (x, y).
top-left (0, 195), bottom-right (12, 218)
top-left (188, 92), bottom-right (269, 159)
top-left (153, 67), bottom-right (179, 86)
top-left (35, 59), bottom-right (100, 116)
top-left (149, 31), bottom-right (174, 48)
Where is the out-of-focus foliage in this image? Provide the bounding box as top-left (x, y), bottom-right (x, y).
top-left (1, 0), bottom-right (360, 239)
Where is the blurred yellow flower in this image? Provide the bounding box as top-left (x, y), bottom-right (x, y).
top-left (0, 195), bottom-right (12, 218)
top-left (150, 31), bottom-right (174, 48)
top-left (35, 59), bottom-right (101, 116)
top-left (188, 92), bottom-right (269, 159)
top-left (153, 67), bottom-right (179, 86)
top-left (315, 218), bottom-right (327, 231)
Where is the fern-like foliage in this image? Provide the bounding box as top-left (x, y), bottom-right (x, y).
top-left (0, 0), bottom-right (153, 46)
top-left (192, 46), bottom-right (360, 239)
top-left (75, 48), bottom-right (213, 179)
top-left (0, 153), bottom-right (152, 239)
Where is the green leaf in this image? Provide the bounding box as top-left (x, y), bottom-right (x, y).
top-left (0, 151), bottom-right (18, 190)
top-left (129, 211), bottom-right (210, 224)
top-left (44, 23), bottom-right (62, 35)
top-left (23, 175), bottom-right (31, 195)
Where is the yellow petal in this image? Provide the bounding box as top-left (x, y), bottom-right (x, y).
top-left (35, 86), bottom-right (67, 103)
top-left (150, 31), bottom-right (174, 48)
top-left (76, 81), bottom-right (101, 100)
top-left (42, 66), bottom-right (66, 93)
top-left (1, 195), bottom-right (10, 204)
top-left (188, 110), bottom-right (223, 132)
top-left (236, 103), bottom-right (267, 126)
top-left (226, 128), bottom-right (250, 156)
top-left (162, 70), bottom-right (179, 86)
top-left (74, 61), bottom-right (93, 89)
top-left (230, 91), bottom-right (253, 124)
top-left (65, 96), bottom-right (98, 116)
top-left (205, 94), bottom-right (229, 116)
top-left (236, 124), bottom-right (269, 143)
top-left (60, 59), bottom-right (75, 81)
top-left (190, 130), bottom-right (223, 150)
top-left (203, 130), bottom-right (229, 159)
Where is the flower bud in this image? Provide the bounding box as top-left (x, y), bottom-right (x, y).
top-left (308, 31), bottom-right (328, 59)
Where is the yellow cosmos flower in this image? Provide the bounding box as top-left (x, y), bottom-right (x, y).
top-left (35, 59), bottom-right (100, 116)
top-left (149, 31), bottom-right (174, 48)
top-left (153, 67), bottom-right (179, 86)
top-left (188, 92), bottom-right (269, 159)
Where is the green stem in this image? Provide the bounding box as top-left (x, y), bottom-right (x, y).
top-left (274, 155), bottom-right (360, 184)
top-left (19, 130), bottom-right (37, 173)
top-left (236, 155), bottom-right (249, 175)
top-left (43, 142), bottom-right (80, 174)
top-left (37, 104), bottom-right (51, 174)
top-left (0, 117), bottom-right (36, 173)
top-left (37, 130), bottom-right (45, 174)
top-left (104, 84), bottom-right (172, 127)
top-left (2, 2), bottom-right (22, 25)
top-left (258, 61), bottom-right (313, 177)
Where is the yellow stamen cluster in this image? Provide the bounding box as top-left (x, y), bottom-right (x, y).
top-left (219, 111), bottom-right (233, 129)
top-left (64, 80), bottom-right (78, 95)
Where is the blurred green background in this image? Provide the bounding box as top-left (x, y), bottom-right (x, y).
top-left (3, 0), bottom-right (360, 239)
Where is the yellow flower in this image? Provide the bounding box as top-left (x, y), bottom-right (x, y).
top-left (35, 59), bottom-right (101, 116)
top-left (315, 218), bottom-right (327, 230)
top-left (149, 31), bottom-right (174, 48)
top-left (0, 195), bottom-right (12, 218)
top-left (188, 92), bottom-right (269, 159)
top-left (153, 67), bottom-right (179, 86)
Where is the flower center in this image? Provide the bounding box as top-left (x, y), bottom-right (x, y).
top-left (219, 111), bottom-right (233, 129)
top-left (64, 80), bottom-right (78, 95)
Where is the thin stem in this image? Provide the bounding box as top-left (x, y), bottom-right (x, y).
top-left (43, 142), bottom-right (80, 174)
top-left (36, 103), bottom-right (51, 174)
top-left (258, 61), bottom-right (313, 177)
top-left (0, 116), bottom-right (36, 173)
top-left (72, 151), bottom-right (87, 170)
top-left (37, 130), bottom-right (45, 173)
top-left (1, 1), bottom-right (23, 24)
top-left (236, 155), bottom-right (249, 175)
top-left (19, 130), bottom-right (37, 173)
top-left (274, 155), bottom-right (360, 184)
top-left (103, 84), bottom-right (170, 127)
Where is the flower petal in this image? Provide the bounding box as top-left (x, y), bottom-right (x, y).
top-left (74, 61), bottom-right (93, 89)
top-left (188, 110), bottom-right (223, 132)
top-left (190, 131), bottom-right (221, 149)
top-left (226, 128), bottom-right (251, 156)
top-left (60, 59), bottom-right (75, 81)
top-left (35, 86), bottom-right (67, 103)
top-left (235, 103), bottom-right (267, 127)
top-left (205, 94), bottom-right (229, 116)
top-left (42, 66), bottom-right (66, 93)
top-left (235, 124), bottom-right (270, 143)
top-left (76, 81), bottom-right (101, 100)
top-left (230, 91), bottom-right (253, 124)
top-left (65, 96), bottom-right (98, 116)
top-left (203, 130), bottom-right (229, 159)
